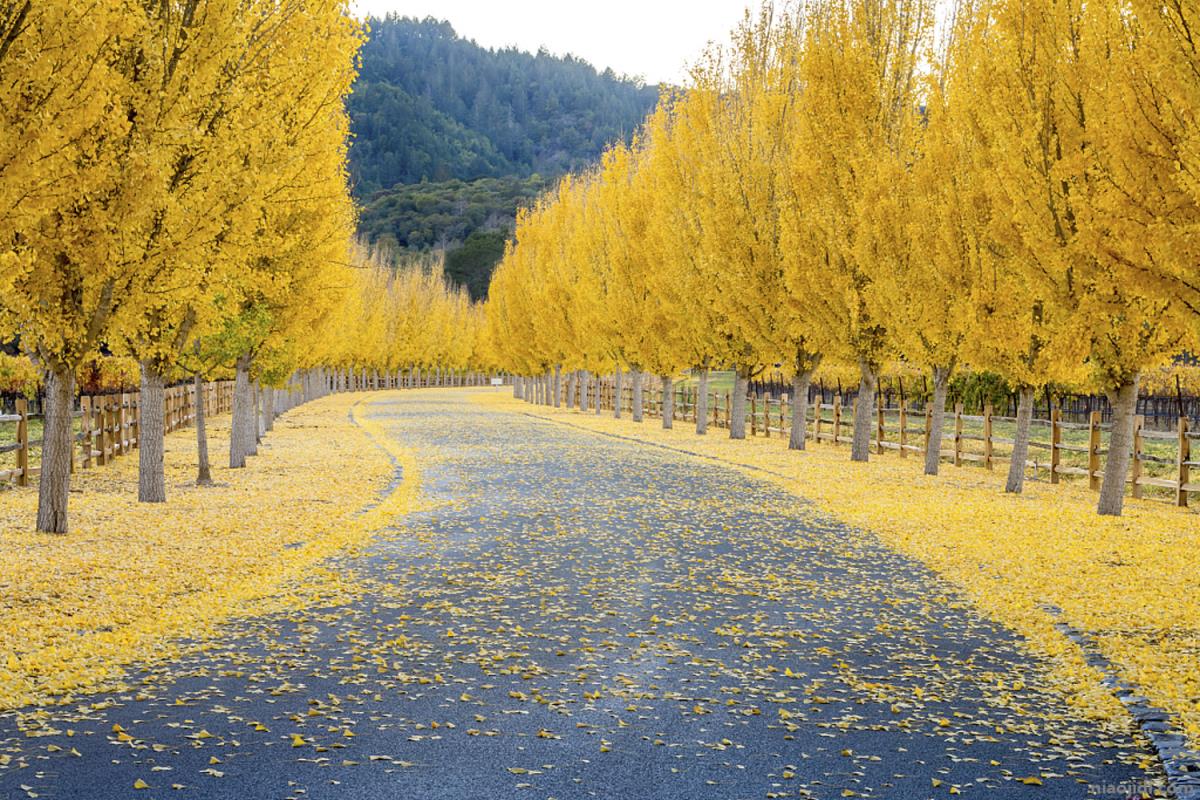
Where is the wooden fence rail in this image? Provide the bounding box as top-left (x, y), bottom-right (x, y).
top-left (0, 382), bottom-right (235, 487)
top-left (2, 368), bottom-right (504, 488)
top-left (575, 376), bottom-right (1198, 508)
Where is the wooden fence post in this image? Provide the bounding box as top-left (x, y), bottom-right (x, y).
top-left (983, 403), bottom-right (994, 470)
top-left (1088, 410), bottom-right (1101, 492)
top-left (953, 403), bottom-right (964, 467)
top-left (813, 397), bottom-right (823, 443)
top-left (95, 396), bottom-right (106, 466)
top-left (1178, 418), bottom-right (1190, 508)
top-left (81, 396), bottom-right (93, 470)
top-left (1050, 407), bottom-right (1062, 484)
top-left (724, 392), bottom-right (730, 429)
top-left (833, 396), bottom-right (842, 445)
top-left (15, 398), bottom-right (29, 487)
top-left (93, 396), bottom-right (104, 466)
top-left (876, 404), bottom-right (885, 454)
top-left (114, 393), bottom-right (125, 456)
top-left (923, 402), bottom-right (933, 459)
top-left (1131, 414), bottom-right (1144, 499)
top-left (751, 395), bottom-right (758, 436)
top-left (899, 403), bottom-right (907, 457)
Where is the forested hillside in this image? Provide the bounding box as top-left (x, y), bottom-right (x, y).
top-left (357, 176), bottom-right (549, 299)
top-left (348, 16), bottom-right (660, 297)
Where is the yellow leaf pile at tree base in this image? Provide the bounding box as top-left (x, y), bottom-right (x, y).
top-left (0, 391), bottom-right (420, 711)
top-left (477, 392), bottom-right (1200, 745)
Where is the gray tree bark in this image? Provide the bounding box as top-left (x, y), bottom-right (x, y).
top-left (1005, 385), bottom-right (1035, 493)
top-left (789, 371), bottom-right (812, 450)
top-left (264, 385), bottom-right (275, 432)
top-left (138, 361), bottom-right (167, 503)
top-left (614, 366), bottom-right (623, 419)
top-left (696, 368), bottom-right (709, 435)
top-left (730, 370), bottom-right (749, 439)
top-left (924, 366), bottom-right (951, 475)
top-left (565, 370), bottom-right (576, 409)
top-left (1098, 376), bottom-right (1139, 516)
top-left (514, 376), bottom-right (523, 400)
top-left (594, 373), bottom-right (602, 415)
top-left (230, 355), bottom-right (254, 469)
top-left (553, 365), bottom-right (562, 408)
top-left (194, 373), bottom-right (212, 486)
top-left (579, 371), bottom-right (590, 412)
top-left (36, 366), bottom-right (75, 533)
top-left (254, 383), bottom-right (264, 443)
top-left (631, 369), bottom-right (644, 422)
top-left (850, 360), bottom-right (878, 462)
top-left (661, 375), bottom-right (674, 429)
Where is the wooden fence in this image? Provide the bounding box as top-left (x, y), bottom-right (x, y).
top-left (1, 367), bottom-right (505, 488)
top-left (579, 377), bottom-right (1199, 508)
top-left (325, 366), bottom-right (500, 391)
top-left (0, 382), bottom-right (234, 487)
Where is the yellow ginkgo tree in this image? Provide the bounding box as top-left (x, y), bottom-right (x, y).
top-left (966, 0), bottom-right (1195, 514)
top-left (786, 0), bottom-right (933, 462)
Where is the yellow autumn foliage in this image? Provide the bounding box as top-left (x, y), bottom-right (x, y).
top-left (0, 392), bottom-right (420, 709)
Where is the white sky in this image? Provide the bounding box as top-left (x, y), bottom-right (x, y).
top-left (348, 0), bottom-right (760, 86)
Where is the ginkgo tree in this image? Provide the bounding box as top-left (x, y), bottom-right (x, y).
top-left (786, 0), bottom-right (933, 463)
top-left (965, 0), bottom-right (1194, 515)
top-left (0, 0), bottom-right (363, 530)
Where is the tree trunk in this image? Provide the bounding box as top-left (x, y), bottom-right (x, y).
top-left (36, 366), bottom-right (75, 533)
top-left (565, 370), bottom-right (576, 409)
top-left (138, 361), bottom-right (167, 503)
top-left (631, 369), bottom-right (644, 422)
top-left (593, 373), bottom-right (602, 415)
top-left (1098, 376), bottom-right (1139, 517)
top-left (614, 366), bottom-right (623, 419)
top-left (514, 376), bottom-right (523, 400)
top-left (851, 360), bottom-right (878, 462)
top-left (789, 371), bottom-right (812, 450)
top-left (730, 370), bottom-right (749, 439)
top-left (579, 371), bottom-right (590, 412)
top-left (661, 375), bottom-right (674, 429)
top-left (253, 383), bottom-right (264, 444)
top-left (696, 368), bottom-right (709, 435)
top-left (264, 386), bottom-right (275, 432)
top-left (1005, 385), bottom-right (1035, 493)
top-left (194, 373), bottom-right (212, 486)
top-left (924, 366), bottom-right (951, 475)
top-left (553, 365), bottom-right (562, 408)
top-left (230, 355), bottom-right (253, 469)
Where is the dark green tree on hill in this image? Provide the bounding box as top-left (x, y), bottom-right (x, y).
top-left (348, 16), bottom-right (661, 297)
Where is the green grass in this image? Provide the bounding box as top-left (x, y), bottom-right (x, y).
top-left (674, 370), bottom-right (737, 395)
top-left (0, 416), bottom-right (67, 475)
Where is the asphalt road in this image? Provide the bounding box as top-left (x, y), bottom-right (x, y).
top-left (0, 390), bottom-right (1164, 799)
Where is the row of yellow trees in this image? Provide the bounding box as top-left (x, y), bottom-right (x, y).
top-left (485, 0), bottom-right (1200, 517)
top-left (330, 247), bottom-right (488, 382)
top-left (0, 1), bottom-right (365, 532)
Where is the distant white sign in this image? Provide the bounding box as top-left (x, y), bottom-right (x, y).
top-left (491, 378), bottom-right (503, 386)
